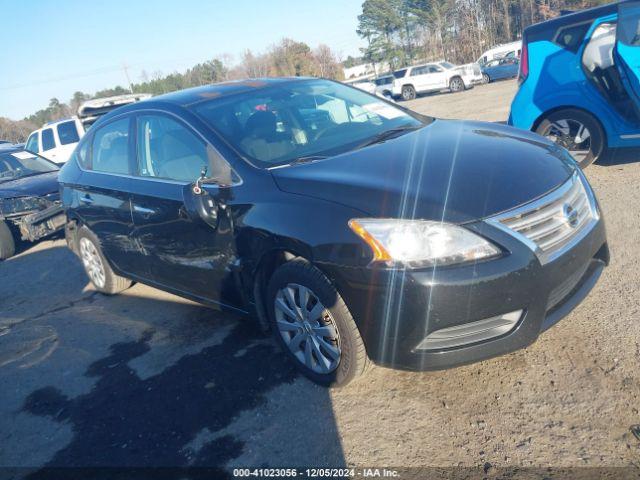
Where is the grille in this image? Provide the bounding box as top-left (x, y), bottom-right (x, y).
top-left (488, 172), bottom-right (598, 264)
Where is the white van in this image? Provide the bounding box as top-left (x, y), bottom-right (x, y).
top-left (477, 41), bottom-right (522, 67)
top-left (25, 93), bottom-right (151, 164)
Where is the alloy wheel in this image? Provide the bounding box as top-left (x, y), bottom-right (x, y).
top-left (482, 73), bottom-right (490, 84)
top-left (542, 119), bottom-right (592, 164)
top-left (402, 86), bottom-right (415, 101)
top-left (274, 283), bottom-right (341, 374)
top-left (450, 78), bottom-right (464, 92)
top-left (79, 237), bottom-right (106, 288)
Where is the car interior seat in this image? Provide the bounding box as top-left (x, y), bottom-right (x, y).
top-left (240, 110), bottom-right (295, 162)
top-left (156, 128), bottom-right (207, 182)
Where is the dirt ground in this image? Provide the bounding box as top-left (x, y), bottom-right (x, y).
top-left (1, 79), bottom-right (639, 478)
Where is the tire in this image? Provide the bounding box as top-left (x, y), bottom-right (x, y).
top-left (535, 109), bottom-right (606, 169)
top-left (0, 221), bottom-right (16, 260)
top-left (449, 76), bottom-right (465, 93)
top-left (267, 259), bottom-right (368, 388)
top-left (76, 227), bottom-right (132, 295)
top-left (401, 85), bottom-right (416, 101)
top-left (482, 73), bottom-right (490, 84)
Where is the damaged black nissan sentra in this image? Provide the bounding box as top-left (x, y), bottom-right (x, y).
top-left (59, 78), bottom-right (608, 387)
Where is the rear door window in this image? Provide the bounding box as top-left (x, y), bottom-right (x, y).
top-left (393, 69), bottom-right (407, 79)
top-left (41, 128), bottom-right (55, 151)
top-left (57, 121), bottom-right (80, 145)
top-left (91, 118), bottom-right (131, 175)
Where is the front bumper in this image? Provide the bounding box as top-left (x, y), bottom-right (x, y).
top-left (325, 217), bottom-right (608, 371)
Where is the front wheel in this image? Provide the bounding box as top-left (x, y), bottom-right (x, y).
top-left (482, 73), bottom-right (490, 84)
top-left (449, 76), bottom-right (465, 93)
top-left (0, 221), bottom-right (16, 260)
top-left (535, 109), bottom-right (606, 169)
top-left (77, 227), bottom-right (132, 295)
top-left (267, 260), bottom-right (368, 387)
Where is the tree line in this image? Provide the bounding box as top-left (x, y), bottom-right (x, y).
top-left (0, 39), bottom-right (343, 143)
top-left (356, 0), bottom-right (609, 71)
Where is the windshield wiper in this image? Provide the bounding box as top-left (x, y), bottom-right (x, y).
top-left (287, 155), bottom-right (329, 166)
top-left (356, 125), bottom-right (422, 149)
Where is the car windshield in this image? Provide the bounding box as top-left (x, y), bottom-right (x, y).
top-left (194, 79), bottom-right (428, 168)
top-left (0, 150), bottom-right (58, 182)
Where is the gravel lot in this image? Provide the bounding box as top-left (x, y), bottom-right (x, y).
top-left (1, 79), bottom-right (639, 478)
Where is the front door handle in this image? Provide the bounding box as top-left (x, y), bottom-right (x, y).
top-left (133, 205), bottom-right (155, 215)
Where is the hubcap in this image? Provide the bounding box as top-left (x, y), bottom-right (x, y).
top-left (274, 283), bottom-right (341, 374)
top-left (543, 119), bottom-right (592, 164)
top-left (79, 237), bottom-right (106, 288)
top-left (402, 88), bottom-right (414, 100)
top-left (452, 79), bottom-right (463, 91)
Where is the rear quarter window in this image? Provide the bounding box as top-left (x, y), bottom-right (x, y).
top-left (554, 22), bottom-right (592, 52)
top-left (57, 121), bottom-right (80, 145)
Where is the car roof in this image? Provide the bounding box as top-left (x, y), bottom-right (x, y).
top-left (525, 1), bottom-right (621, 40)
top-left (92, 77), bottom-right (314, 126)
top-left (150, 77), bottom-right (310, 107)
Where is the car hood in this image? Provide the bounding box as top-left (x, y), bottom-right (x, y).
top-left (0, 171), bottom-right (59, 199)
top-left (270, 120), bottom-right (576, 223)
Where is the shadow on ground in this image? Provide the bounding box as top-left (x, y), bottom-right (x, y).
top-left (0, 244), bottom-right (344, 479)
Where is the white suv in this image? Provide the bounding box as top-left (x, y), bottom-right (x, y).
top-left (391, 61), bottom-right (482, 101)
top-left (25, 93), bottom-right (151, 164)
top-left (25, 118), bottom-right (85, 164)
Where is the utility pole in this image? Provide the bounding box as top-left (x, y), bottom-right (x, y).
top-left (122, 62), bottom-right (134, 93)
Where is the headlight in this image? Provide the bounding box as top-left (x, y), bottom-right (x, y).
top-left (349, 219), bottom-right (500, 268)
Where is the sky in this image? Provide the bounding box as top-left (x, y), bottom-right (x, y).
top-left (0, 0), bottom-right (366, 120)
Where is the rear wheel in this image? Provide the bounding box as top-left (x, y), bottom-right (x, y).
top-left (401, 85), bottom-right (416, 101)
top-left (0, 221), bottom-right (16, 260)
top-left (77, 227), bottom-right (132, 295)
top-left (449, 76), bottom-right (465, 93)
top-left (535, 109), bottom-right (605, 169)
top-left (267, 259), bottom-right (368, 387)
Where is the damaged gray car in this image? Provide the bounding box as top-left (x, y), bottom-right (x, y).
top-left (0, 145), bottom-right (65, 260)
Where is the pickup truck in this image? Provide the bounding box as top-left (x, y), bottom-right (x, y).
top-left (25, 93), bottom-right (151, 164)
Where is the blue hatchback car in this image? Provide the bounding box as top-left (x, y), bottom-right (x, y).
top-left (510, 1), bottom-right (640, 168)
top-left (481, 57), bottom-right (520, 83)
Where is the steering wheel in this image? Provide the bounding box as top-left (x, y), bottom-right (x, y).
top-left (310, 124), bottom-right (339, 142)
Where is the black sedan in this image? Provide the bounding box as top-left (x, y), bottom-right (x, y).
top-left (0, 146), bottom-right (65, 260)
top-left (59, 78), bottom-right (608, 387)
